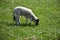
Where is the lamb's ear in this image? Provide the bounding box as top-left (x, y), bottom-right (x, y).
top-left (35, 19), bottom-right (39, 25)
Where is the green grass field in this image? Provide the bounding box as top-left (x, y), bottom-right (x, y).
top-left (0, 0), bottom-right (60, 40)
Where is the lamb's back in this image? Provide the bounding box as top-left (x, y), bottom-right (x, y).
top-left (14, 6), bottom-right (32, 12)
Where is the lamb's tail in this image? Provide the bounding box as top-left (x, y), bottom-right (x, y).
top-left (13, 10), bottom-right (16, 21)
top-left (13, 15), bottom-right (16, 21)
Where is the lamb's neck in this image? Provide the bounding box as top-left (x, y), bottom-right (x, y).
top-left (32, 14), bottom-right (38, 20)
top-left (30, 12), bottom-right (38, 20)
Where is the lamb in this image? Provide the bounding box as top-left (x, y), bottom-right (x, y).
top-left (13, 6), bottom-right (39, 25)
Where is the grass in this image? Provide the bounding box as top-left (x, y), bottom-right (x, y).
top-left (0, 0), bottom-right (60, 40)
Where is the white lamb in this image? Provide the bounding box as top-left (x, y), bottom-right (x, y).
top-left (13, 6), bottom-right (39, 25)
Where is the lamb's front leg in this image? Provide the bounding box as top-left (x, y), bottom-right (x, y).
top-left (29, 18), bottom-right (32, 25)
top-left (25, 17), bottom-right (32, 25)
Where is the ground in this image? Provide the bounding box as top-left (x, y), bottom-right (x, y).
top-left (0, 0), bottom-right (60, 40)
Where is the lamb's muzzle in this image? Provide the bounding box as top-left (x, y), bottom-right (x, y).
top-left (34, 19), bottom-right (39, 25)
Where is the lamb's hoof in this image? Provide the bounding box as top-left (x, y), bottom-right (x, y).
top-left (16, 23), bottom-right (20, 26)
top-left (28, 23), bottom-right (31, 25)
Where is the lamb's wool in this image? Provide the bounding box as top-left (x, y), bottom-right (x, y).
top-left (13, 6), bottom-right (39, 25)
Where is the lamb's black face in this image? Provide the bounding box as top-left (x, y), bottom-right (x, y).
top-left (35, 19), bottom-right (39, 25)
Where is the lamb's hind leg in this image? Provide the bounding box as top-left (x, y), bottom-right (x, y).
top-left (15, 15), bottom-right (20, 25)
top-left (25, 17), bottom-right (28, 25)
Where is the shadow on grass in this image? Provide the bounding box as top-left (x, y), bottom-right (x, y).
top-left (0, 37), bottom-right (4, 40)
top-left (6, 23), bottom-right (36, 27)
top-left (0, 20), bottom-right (38, 27)
top-left (57, 34), bottom-right (60, 40)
